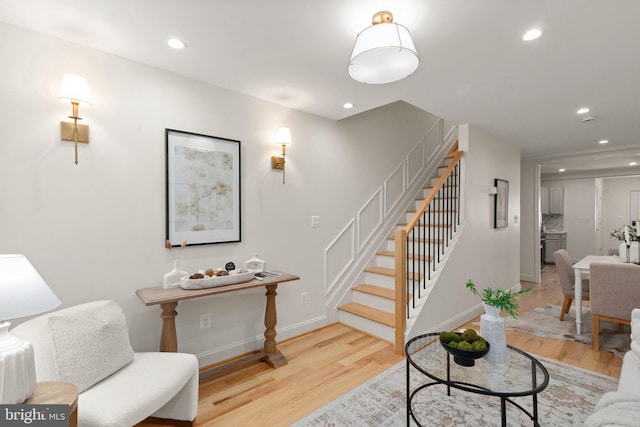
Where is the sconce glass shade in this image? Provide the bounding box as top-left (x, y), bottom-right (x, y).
top-left (58, 74), bottom-right (92, 106)
top-left (275, 127), bottom-right (292, 146)
top-left (348, 17), bottom-right (419, 84)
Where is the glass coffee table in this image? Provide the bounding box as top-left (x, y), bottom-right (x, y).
top-left (405, 333), bottom-right (549, 427)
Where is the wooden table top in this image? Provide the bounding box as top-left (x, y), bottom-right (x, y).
top-left (24, 382), bottom-right (78, 407)
top-left (136, 270), bottom-right (300, 306)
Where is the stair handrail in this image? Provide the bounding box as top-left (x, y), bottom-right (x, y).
top-left (405, 142), bottom-right (462, 232)
top-left (394, 142), bottom-right (463, 354)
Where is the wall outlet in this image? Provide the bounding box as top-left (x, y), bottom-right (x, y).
top-left (200, 313), bottom-right (211, 330)
top-left (300, 292), bottom-right (308, 305)
top-left (311, 216), bottom-right (320, 228)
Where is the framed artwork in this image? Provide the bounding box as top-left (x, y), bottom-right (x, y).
top-left (166, 129), bottom-right (241, 246)
top-left (494, 179), bottom-right (509, 229)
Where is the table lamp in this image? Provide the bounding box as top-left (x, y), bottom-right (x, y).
top-left (0, 254), bottom-right (61, 404)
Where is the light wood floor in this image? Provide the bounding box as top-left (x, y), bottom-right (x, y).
top-left (139, 264), bottom-right (622, 427)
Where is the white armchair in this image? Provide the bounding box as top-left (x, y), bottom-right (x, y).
top-left (11, 300), bottom-right (199, 427)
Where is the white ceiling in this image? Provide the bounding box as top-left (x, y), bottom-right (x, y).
top-left (2, 0), bottom-right (640, 171)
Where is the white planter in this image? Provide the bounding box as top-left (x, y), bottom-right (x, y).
top-left (480, 304), bottom-right (507, 362)
top-left (619, 242), bottom-right (639, 263)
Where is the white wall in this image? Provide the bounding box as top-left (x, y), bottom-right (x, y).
top-left (410, 125), bottom-right (522, 334)
top-left (542, 178), bottom-right (596, 261)
top-left (0, 22), bottom-right (441, 366)
top-left (602, 176), bottom-right (640, 256)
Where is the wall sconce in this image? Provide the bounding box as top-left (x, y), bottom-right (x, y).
top-left (59, 74), bottom-right (91, 165)
top-left (271, 127), bottom-right (292, 184)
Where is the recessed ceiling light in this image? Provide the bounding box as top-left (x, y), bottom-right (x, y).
top-left (522, 29), bottom-right (542, 41)
top-left (558, 168), bottom-right (566, 172)
top-left (343, 102), bottom-right (354, 109)
top-left (577, 107), bottom-right (590, 114)
top-left (167, 38), bottom-right (187, 49)
top-left (630, 162), bottom-right (638, 166)
top-left (598, 139), bottom-right (609, 144)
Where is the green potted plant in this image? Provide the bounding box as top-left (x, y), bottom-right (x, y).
top-left (465, 279), bottom-right (531, 319)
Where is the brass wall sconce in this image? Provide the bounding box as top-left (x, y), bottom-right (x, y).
top-left (59, 74), bottom-right (91, 165)
top-left (271, 127), bottom-right (292, 184)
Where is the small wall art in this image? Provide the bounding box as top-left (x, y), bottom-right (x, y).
top-left (494, 179), bottom-right (509, 229)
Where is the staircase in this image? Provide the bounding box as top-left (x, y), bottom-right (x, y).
top-left (337, 143), bottom-right (464, 350)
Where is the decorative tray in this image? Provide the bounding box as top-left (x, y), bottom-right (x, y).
top-left (180, 270), bottom-right (255, 290)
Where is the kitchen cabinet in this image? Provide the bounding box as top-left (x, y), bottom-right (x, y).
top-left (549, 187), bottom-right (564, 214)
top-left (540, 187), bottom-right (549, 214)
top-left (544, 232), bottom-right (567, 263)
top-left (540, 186), bottom-right (564, 215)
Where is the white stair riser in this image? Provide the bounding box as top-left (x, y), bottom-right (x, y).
top-left (364, 272), bottom-right (395, 288)
top-left (429, 173), bottom-right (458, 187)
top-left (376, 255), bottom-right (394, 269)
top-left (338, 311), bottom-right (394, 343)
top-left (352, 291), bottom-right (395, 312)
top-left (386, 239), bottom-right (448, 254)
top-left (411, 201), bottom-right (459, 215)
top-left (387, 232), bottom-right (453, 249)
top-left (376, 255), bottom-right (432, 272)
top-left (364, 271), bottom-right (423, 289)
top-left (421, 187), bottom-right (459, 198)
top-left (405, 211), bottom-right (458, 224)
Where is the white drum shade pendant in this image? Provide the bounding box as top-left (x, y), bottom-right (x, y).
top-left (348, 11), bottom-right (419, 84)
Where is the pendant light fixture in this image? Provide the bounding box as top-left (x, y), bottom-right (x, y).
top-left (348, 11), bottom-right (419, 84)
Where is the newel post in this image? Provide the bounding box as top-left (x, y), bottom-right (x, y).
top-left (394, 228), bottom-right (407, 355)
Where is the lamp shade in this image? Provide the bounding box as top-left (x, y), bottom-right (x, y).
top-left (348, 21), bottom-right (419, 84)
top-left (0, 254), bottom-right (61, 321)
top-left (275, 127), bottom-right (292, 146)
top-left (58, 74), bottom-right (92, 106)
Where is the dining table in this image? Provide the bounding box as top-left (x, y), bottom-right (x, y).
top-left (572, 255), bottom-right (622, 334)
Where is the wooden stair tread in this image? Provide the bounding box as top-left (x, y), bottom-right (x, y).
top-left (338, 302), bottom-right (395, 327)
top-left (387, 236), bottom-right (443, 244)
top-left (364, 266), bottom-right (423, 281)
top-left (364, 266), bottom-right (394, 276)
top-left (353, 284), bottom-right (395, 300)
top-left (376, 251), bottom-right (433, 261)
top-left (400, 219), bottom-right (453, 227)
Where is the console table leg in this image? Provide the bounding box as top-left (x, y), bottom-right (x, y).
top-left (263, 284), bottom-right (287, 368)
top-left (160, 302), bottom-right (178, 352)
top-left (500, 397), bottom-right (507, 427)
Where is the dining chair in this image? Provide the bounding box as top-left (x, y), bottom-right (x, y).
top-left (553, 249), bottom-right (590, 321)
top-left (590, 262), bottom-right (640, 351)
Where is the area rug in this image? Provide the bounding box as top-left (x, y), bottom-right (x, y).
top-left (500, 304), bottom-right (631, 358)
top-left (291, 355), bottom-right (618, 426)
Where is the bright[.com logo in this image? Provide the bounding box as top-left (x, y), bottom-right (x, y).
top-left (4, 407), bottom-right (47, 424)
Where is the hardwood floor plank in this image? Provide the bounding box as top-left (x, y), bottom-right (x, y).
top-left (137, 263), bottom-right (622, 427)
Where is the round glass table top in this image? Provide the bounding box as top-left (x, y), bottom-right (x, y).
top-left (405, 333), bottom-right (549, 397)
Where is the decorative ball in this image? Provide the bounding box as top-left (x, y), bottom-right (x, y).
top-left (225, 262), bottom-right (235, 272)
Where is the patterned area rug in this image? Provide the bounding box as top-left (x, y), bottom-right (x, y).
top-left (291, 355), bottom-right (618, 426)
top-left (501, 304), bottom-right (631, 358)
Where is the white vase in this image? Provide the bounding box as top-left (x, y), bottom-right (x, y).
top-left (163, 259), bottom-right (187, 289)
top-left (619, 242), bottom-right (639, 263)
top-left (480, 303), bottom-right (507, 362)
top-left (483, 303), bottom-right (501, 319)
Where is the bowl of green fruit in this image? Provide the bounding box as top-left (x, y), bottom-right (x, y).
top-left (439, 329), bottom-right (489, 367)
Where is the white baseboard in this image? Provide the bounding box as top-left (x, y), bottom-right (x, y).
top-left (520, 273), bottom-right (536, 282)
top-left (195, 315), bottom-right (328, 367)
